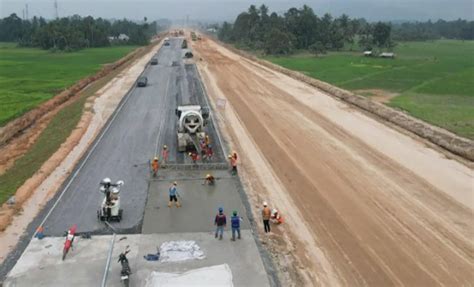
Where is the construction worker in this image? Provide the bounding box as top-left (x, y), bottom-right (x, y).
top-left (271, 208), bottom-right (284, 224)
top-left (262, 202), bottom-right (271, 233)
top-left (189, 152), bottom-right (199, 164)
top-left (35, 226), bottom-right (45, 239)
top-left (161, 145), bottom-right (169, 165)
top-left (232, 151), bottom-right (238, 161)
top-left (200, 140), bottom-right (208, 161)
top-left (151, 157), bottom-right (159, 177)
top-left (229, 155), bottom-right (237, 175)
top-left (168, 182), bottom-right (181, 208)
top-left (214, 207), bottom-right (226, 240)
top-left (205, 134), bottom-right (211, 146)
top-left (206, 144), bottom-right (214, 161)
top-left (202, 174), bottom-right (215, 185)
top-left (231, 210), bottom-right (243, 241)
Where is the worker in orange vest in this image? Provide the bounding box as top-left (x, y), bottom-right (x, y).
top-left (189, 152), bottom-right (199, 164)
top-left (229, 154), bottom-right (237, 175)
top-left (271, 208), bottom-right (284, 224)
top-left (151, 157), bottom-right (159, 177)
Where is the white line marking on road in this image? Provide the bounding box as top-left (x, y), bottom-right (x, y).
top-left (154, 77), bottom-right (171, 156)
top-left (31, 72), bottom-right (140, 239)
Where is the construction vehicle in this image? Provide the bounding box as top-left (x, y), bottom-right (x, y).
top-left (182, 39), bottom-right (188, 49)
top-left (175, 105), bottom-right (210, 152)
top-left (97, 178), bottom-right (124, 222)
top-left (191, 32), bottom-right (197, 41)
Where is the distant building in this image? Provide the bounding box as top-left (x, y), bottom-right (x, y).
top-left (380, 52), bottom-right (395, 58)
top-left (108, 34), bottom-right (130, 43)
top-left (118, 34), bottom-right (130, 41)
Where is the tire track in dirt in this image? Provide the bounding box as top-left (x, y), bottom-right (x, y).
top-left (194, 38), bottom-right (474, 286)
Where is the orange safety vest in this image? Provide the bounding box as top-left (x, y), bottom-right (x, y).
top-left (152, 160), bottom-right (159, 171)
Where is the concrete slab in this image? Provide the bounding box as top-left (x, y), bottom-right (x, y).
top-left (143, 170), bottom-right (249, 234)
top-left (4, 233), bottom-right (270, 287)
top-left (41, 38), bottom-right (227, 236)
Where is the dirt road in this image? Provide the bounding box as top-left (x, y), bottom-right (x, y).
top-left (193, 38), bottom-right (473, 286)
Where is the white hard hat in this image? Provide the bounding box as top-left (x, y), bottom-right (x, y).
top-left (103, 178), bottom-right (111, 184)
top-left (263, 201), bottom-right (268, 206)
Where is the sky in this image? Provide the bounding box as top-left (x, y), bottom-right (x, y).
top-left (1, 0), bottom-right (472, 22)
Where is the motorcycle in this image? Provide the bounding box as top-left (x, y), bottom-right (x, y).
top-left (118, 247), bottom-right (131, 287)
top-left (62, 224), bottom-right (77, 260)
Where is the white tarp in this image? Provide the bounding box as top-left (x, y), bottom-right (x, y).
top-left (159, 240), bottom-right (205, 263)
top-left (145, 264), bottom-right (234, 287)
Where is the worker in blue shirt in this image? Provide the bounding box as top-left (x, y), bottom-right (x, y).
top-left (231, 210), bottom-right (243, 241)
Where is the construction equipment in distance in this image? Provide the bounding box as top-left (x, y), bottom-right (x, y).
top-left (176, 105), bottom-right (210, 152)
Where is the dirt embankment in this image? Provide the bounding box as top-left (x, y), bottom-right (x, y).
top-left (218, 42), bottom-right (474, 162)
top-left (0, 38), bottom-right (164, 262)
top-left (193, 37), bottom-right (473, 286)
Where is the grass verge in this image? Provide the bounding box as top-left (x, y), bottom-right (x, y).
top-left (0, 45), bottom-right (149, 204)
top-left (264, 40), bottom-right (474, 139)
top-left (0, 44), bottom-right (137, 126)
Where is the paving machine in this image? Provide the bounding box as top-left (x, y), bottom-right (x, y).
top-left (97, 178), bottom-right (124, 222)
top-left (176, 105), bottom-right (210, 152)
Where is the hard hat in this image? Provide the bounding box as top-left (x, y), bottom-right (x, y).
top-left (228, 155), bottom-right (232, 159)
top-left (173, 181), bottom-right (177, 185)
top-left (189, 152), bottom-right (192, 156)
top-left (263, 201), bottom-right (268, 206)
top-left (103, 178), bottom-right (111, 184)
top-left (154, 157), bottom-right (158, 160)
top-left (206, 174), bottom-right (211, 178)
top-left (163, 145), bottom-right (168, 149)
top-left (218, 207), bottom-right (223, 212)
top-left (233, 210), bottom-right (237, 216)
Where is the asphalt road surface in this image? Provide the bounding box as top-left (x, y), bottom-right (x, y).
top-left (43, 38), bottom-right (225, 236)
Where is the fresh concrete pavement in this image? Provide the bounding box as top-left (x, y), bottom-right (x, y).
top-left (3, 232), bottom-right (268, 287)
top-left (2, 38), bottom-right (274, 286)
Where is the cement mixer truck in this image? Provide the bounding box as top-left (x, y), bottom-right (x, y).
top-left (175, 105), bottom-right (210, 152)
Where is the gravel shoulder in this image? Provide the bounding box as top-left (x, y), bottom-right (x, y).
top-left (193, 37), bottom-right (473, 286)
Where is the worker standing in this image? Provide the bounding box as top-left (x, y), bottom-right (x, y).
top-left (229, 155), bottom-right (237, 175)
top-left (231, 211), bottom-right (243, 241)
top-left (262, 202), bottom-right (271, 233)
top-left (151, 157), bottom-right (160, 177)
top-left (214, 207), bottom-right (227, 240)
top-left (200, 140), bottom-right (208, 161)
top-left (168, 182), bottom-right (181, 208)
top-left (161, 145), bottom-right (169, 165)
top-left (205, 134), bottom-right (211, 146)
top-left (189, 152), bottom-right (199, 164)
top-left (232, 151), bottom-right (238, 161)
top-left (206, 144), bottom-right (214, 162)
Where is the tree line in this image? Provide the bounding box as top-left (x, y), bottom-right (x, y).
top-left (392, 19), bottom-right (474, 41)
top-left (217, 4), bottom-right (473, 55)
top-left (0, 13), bottom-right (160, 51)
